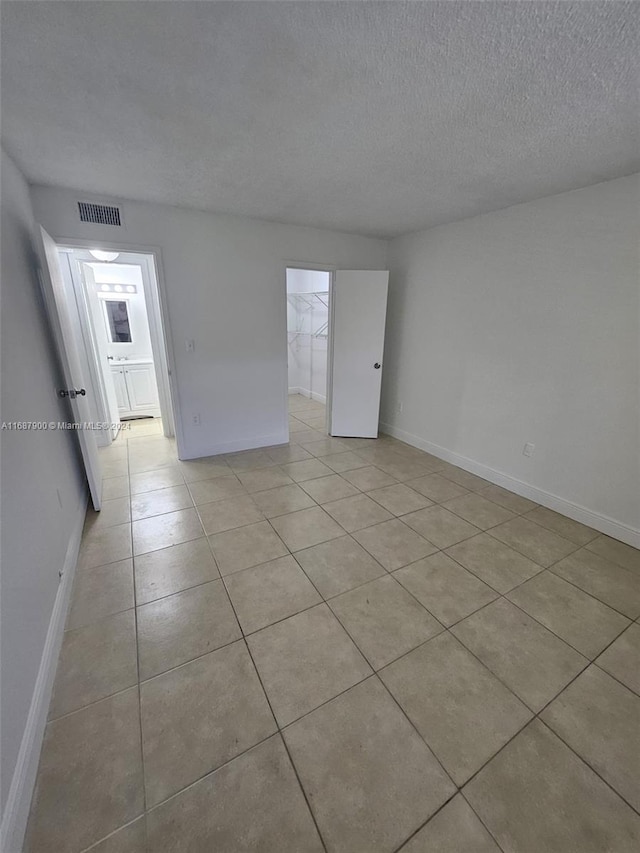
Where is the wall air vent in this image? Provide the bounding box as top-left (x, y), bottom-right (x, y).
top-left (78, 201), bottom-right (122, 226)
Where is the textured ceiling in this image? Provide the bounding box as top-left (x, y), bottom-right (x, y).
top-left (1, 1), bottom-right (638, 237)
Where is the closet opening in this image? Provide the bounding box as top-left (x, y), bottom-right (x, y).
top-left (286, 266), bottom-right (332, 431)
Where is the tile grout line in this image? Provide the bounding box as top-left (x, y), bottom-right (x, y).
top-left (127, 436), bottom-right (149, 825)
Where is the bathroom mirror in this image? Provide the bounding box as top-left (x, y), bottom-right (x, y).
top-left (104, 299), bottom-right (132, 343)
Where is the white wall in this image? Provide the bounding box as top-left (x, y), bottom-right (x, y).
top-left (32, 188), bottom-right (387, 458)
top-left (0, 149), bottom-right (86, 845)
top-left (382, 175), bottom-right (640, 543)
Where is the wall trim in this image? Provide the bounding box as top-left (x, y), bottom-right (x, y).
top-left (181, 430), bottom-right (290, 459)
top-left (288, 387), bottom-right (326, 405)
top-left (379, 421), bottom-right (640, 549)
top-left (1, 495), bottom-right (87, 853)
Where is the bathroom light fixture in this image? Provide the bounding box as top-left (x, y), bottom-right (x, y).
top-left (89, 249), bottom-right (120, 262)
top-left (96, 283), bottom-right (137, 295)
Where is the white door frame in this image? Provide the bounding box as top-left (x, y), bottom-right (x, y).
top-left (284, 261), bottom-right (335, 437)
top-left (52, 238), bottom-right (184, 458)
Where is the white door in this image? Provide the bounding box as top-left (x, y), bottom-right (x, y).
top-left (125, 365), bottom-right (160, 411)
top-left (36, 226), bottom-right (102, 509)
top-left (329, 270), bottom-right (389, 438)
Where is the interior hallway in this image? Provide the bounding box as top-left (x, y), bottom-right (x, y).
top-left (25, 397), bottom-right (640, 852)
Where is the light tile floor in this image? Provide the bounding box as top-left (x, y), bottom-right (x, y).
top-left (25, 401), bottom-right (640, 852)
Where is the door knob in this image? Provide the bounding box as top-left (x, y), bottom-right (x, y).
top-left (59, 388), bottom-right (86, 399)
top-left (374, 363), bottom-right (381, 369)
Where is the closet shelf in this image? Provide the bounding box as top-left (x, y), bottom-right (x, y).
top-left (287, 291), bottom-right (329, 309)
top-left (287, 290), bottom-right (330, 340)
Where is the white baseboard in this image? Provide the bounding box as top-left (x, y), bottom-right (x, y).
top-left (0, 494), bottom-right (87, 853)
top-left (288, 387), bottom-right (326, 405)
top-left (379, 421), bottom-right (640, 549)
top-left (180, 430), bottom-right (290, 460)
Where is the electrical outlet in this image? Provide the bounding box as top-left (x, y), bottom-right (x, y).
top-left (523, 442), bottom-right (535, 457)
top-left (192, 413), bottom-right (201, 426)
top-left (185, 339), bottom-right (195, 353)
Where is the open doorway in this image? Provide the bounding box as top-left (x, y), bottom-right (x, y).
top-left (59, 247), bottom-right (175, 449)
top-left (286, 267), bottom-right (332, 433)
